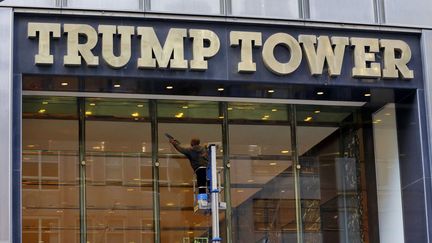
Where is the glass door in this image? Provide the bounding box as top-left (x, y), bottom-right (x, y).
top-left (83, 98), bottom-right (154, 243)
top-left (227, 102), bottom-right (299, 242)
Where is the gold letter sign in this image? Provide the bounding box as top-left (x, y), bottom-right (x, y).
top-left (28, 23), bottom-right (61, 65)
top-left (27, 22), bottom-right (415, 80)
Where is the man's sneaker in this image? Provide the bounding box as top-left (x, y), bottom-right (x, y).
top-left (197, 193), bottom-right (209, 208)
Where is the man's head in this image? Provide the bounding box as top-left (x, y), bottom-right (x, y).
top-left (190, 138), bottom-right (200, 146)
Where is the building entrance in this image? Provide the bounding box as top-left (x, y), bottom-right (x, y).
top-left (22, 91), bottom-right (395, 243)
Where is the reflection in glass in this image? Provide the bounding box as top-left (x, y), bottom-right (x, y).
top-left (85, 98), bottom-right (154, 243)
top-left (297, 105), bottom-right (369, 243)
top-left (373, 104), bottom-right (404, 243)
top-left (228, 102), bottom-right (297, 242)
top-left (22, 96), bottom-right (79, 243)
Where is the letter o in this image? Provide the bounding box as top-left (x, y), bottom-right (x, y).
top-left (262, 33), bottom-right (302, 75)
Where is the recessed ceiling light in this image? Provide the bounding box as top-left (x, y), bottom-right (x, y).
top-left (114, 84), bottom-right (121, 88)
top-left (268, 89), bottom-right (275, 93)
top-left (304, 117), bottom-right (313, 122)
top-left (175, 112), bottom-right (184, 118)
top-left (218, 88), bottom-right (224, 91)
top-left (188, 231), bottom-right (194, 234)
top-left (271, 109), bottom-right (277, 112)
top-left (264, 115), bottom-right (270, 118)
top-left (89, 103), bottom-right (96, 106)
top-left (269, 162), bottom-right (277, 166)
top-left (38, 109), bottom-right (46, 114)
top-left (385, 113), bottom-right (391, 116)
top-left (218, 116), bottom-right (224, 119)
top-left (131, 112), bottom-right (139, 117)
top-left (166, 202), bottom-right (175, 206)
top-left (137, 104), bottom-right (144, 108)
top-left (42, 101), bottom-right (48, 105)
top-left (227, 107), bottom-right (233, 111)
top-left (261, 117), bottom-right (268, 120)
top-left (85, 111), bottom-right (92, 115)
top-left (247, 179), bottom-right (255, 183)
top-left (61, 82), bottom-right (68, 86)
top-left (364, 93), bottom-right (371, 97)
top-left (127, 188), bottom-right (134, 192)
top-left (237, 190), bottom-right (244, 193)
top-left (281, 150), bottom-right (289, 154)
top-left (314, 110), bottom-right (320, 114)
top-left (182, 106), bottom-right (188, 109)
top-left (166, 86), bottom-right (173, 90)
top-left (317, 91), bottom-right (324, 95)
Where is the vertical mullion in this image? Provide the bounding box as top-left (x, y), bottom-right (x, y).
top-left (78, 97), bottom-right (87, 243)
top-left (150, 100), bottom-right (161, 243)
top-left (290, 104), bottom-right (303, 243)
top-left (145, 0), bottom-right (151, 12)
top-left (373, 0), bottom-right (386, 24)
top-left (299, 0), bottom-right (310, 19)
top-left (221, 102), bottom-right (232, 243)
top-left (38, 151), bottom-right (42, 190)
top-left (220, 0), bottom-right (226, 15)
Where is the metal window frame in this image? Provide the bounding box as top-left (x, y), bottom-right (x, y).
top-left (0, 7), bottom-right (13, 243)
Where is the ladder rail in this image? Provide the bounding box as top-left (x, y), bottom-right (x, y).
top-left (209, 144), bottom-right (221, 242)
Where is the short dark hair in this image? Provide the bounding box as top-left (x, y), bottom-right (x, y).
top-left (190, 138), bottom-right (200, 146)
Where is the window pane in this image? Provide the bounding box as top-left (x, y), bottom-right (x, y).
top-left (85, 98), bottom-right (154, 243)
top-left (22, 96), bottom-right (79, 243)
top-left (297, 104), bottom-right (371, 242)
top-left (384, 0), bottom-right (432, 26)
top-left (309, 0), bottom-right (375, 23)
top-left (66, 0), bottom-right (141, 11)
top-left (0, 0), bottom-right (57, 7)
top-left (231, 0), bottom-right (299, 19)
top-left (228, 102), bottom-right (297, 242)
top-left (150, 0), bottom-right (221, 15)
top-left (373, 104), bottom-right (404, 242)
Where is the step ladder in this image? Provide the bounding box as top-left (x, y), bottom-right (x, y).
top-left (192, 144), bottom-right (225, 242)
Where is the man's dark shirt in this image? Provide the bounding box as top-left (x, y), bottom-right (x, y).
top-left (172, 142), bottom-right (208, 171)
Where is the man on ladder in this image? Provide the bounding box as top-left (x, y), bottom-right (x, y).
top-left (168, 134), bottom-right (223, 242)
top-left (168, 135), bottom-right (209, 204)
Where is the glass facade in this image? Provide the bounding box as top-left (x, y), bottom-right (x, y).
top-left (21, 75), bottom-right (417, 242)
top-left (383, 0), bottom-right (432, 26)
top-left (149, 0), bottom-right (221, 15)
top-left (309, 0), bottom-right (375, 23)
top-left (4, 0), bottom-right (432, 27)
top-left (66, 0), bottom-right (141, 11)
